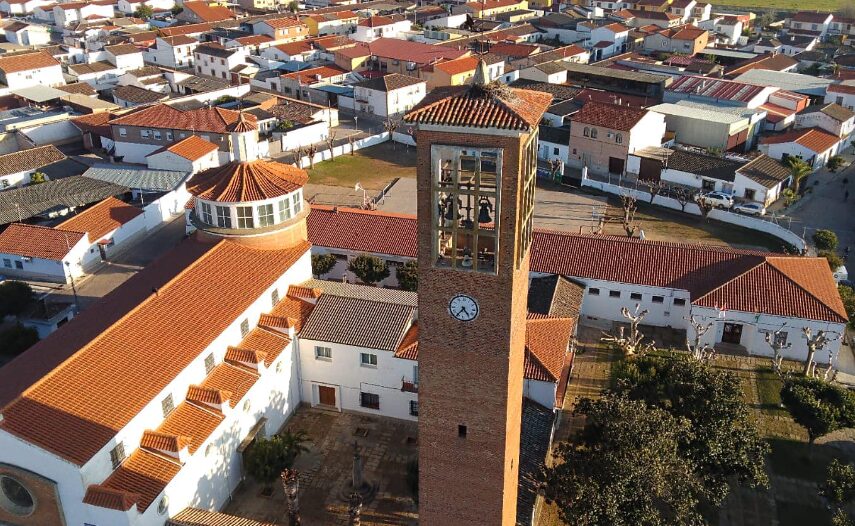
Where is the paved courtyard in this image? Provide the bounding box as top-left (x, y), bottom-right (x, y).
top-left (225, 407), bottom-right (418, 525)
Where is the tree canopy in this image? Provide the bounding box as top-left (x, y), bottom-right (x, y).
top-left (134, 4), bottom-right (154, 18)
top-left (0, 324), bottom-right (39, 358)
top-left (0, 281), bottom-right (34, 318)
top-left (397, 260), bottom-right (418, 291)
top-left (311, 253), bottom-right (337, 278)
top-left (348, 254), bottom-right (389, 286)
top-left (840, 285), bottom-right (855, 329)
top-left (613, 356), bottom-right (769, 504)
top-left (543, 395), bottom-right (705, 526)
top-left (781, 376), bottom-right (855, 443)
top-left (813, 230), bottom-right (839, 251)
top-left (244, 431), bottom-right (309, 487)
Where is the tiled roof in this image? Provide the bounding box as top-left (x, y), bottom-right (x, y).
top-left (524, 316), bottom-right (575, 382)
top-left (280, 64), bottom-right (347, 84)
top-left (187, 160), bottom-right (307, 203)
top-left (186, 386), bottom-right (232, 408)
top-left (307, 205), bottom-right (418, 258)
top-left (726, 52), bottom-right (799, 78)
top-left (235, 34), bottom-right (272, 46)
top-left (195, 42), bottom-right (238, 59)
top-left (0, 239), bottom-right (310, 465)
top-left (232, 326), bottom-right (290, 367)
top-left (667, 75), bottom-right (768, 103)
top-left (58, 82), bottom-right (98, 96)
top-left (109, 104), bottom-right (255, 133)
top-left (661, 148), bottom-right (744, 182)
top-left (527, 275), bottom-right (584, 318)
top-left (105, 43), bottom-right (140, 56)
top-left (113, 85), bottom-right (167, 104)
top-left (737, 155), bottom-right (791, 188)
top-left (358, 15), bottom-right (393, 27)
top-left (140, 430), bottom-right (190, 453)
top-left (159, 22), bottom-right (226, 37)
top-left (338, 38), bottom-right (467, 65)
top-left (395, 321), bottom-right (419, 360)
top-left (200, 363), bottom-right (259, 408)
top-left (300, 293), bottom-right (415, 352)
top-left (82, 164), bottom-right (188, 192)
top-left (405, 82), bottom-right (552, 131)
top-left (0, 51), bottom-right (59, 73)
top-left (160, 35), bottom-right (197, 46)
top-left (83, 485), bottom-right (141, 511)
top-left (0, 144), bottom-right (64, 177)
top-left (356, 73), bottom-right (423, 92)
top-left (262, 16), bottom-right (304, 29)
top-left (791, 10), bottom-right (832, 23)
top-left (828, 82), bottom-right (855, 95)
top-left (572, 101), bottom-right (648, 131)
top-left (99, 449), bottom-right (182, 512)
top-left (800, 102), bottom-right (855, 123)
top-left (148, 135), bottom-right (219, 161)
top-left (169, 508), bottom-right (277, 526)
top-left (56, 196), bottom-right (143, 241)
top-left (183, 1), bottom-right (235, 22)
top-left (760, 127), bottom-right (839, 153)
top-left (0, 223), bottom-right (85, 260)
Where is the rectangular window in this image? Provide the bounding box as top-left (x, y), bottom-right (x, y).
top-left (215, 205), bottom-right (231, 228)
top-left (609, 290), bottom-right (621, 298)
top-left (161, 394), bottom-right (175, 417)
top-left (413, 365), bottom-right (419, 385)
top-left (673, 298), bottom-right (686, 306)
top-left (360, 353), bottom-right (377, 367)
top-left (14, 261), bottom-right (22, 269)
top-left (140, 129), bottom-right (150, 138)
top-left (2, 258), bottom-right (9, 268)
top-left (119, 127), bottom-right (127, 137)
top-left (458, 424), bottom-right (467, 438)
top-left (236, 206), bottom-right (254, 229)
top-left (110, 442), bottom-right (126, 469)
top-left (652, 296), bottom-right (664, 303)
top-left (166, 131), bottom-right (173, 140)
top-left (257, 203), bottom-right (275, 227)
top-left (200, 201), bottom-right (213, 224)
top-left (630, 293), bottom-right (642, 301)
top-left (204, 353), bottom-right (215, 374)
top-left (278, 198), bottom-right (292, 222)
top-left (774, 331), bottom-right (788, 346)
top-left (588, 287), bottom-right (600, 295)
top-left (315, 346), bottom-right (332, 360)
top-left (360, 392), bottom-right (379, 409)
top-left (410, 400), bottom-right (419, 416)
top-left (153, 130), bottom-right (162, 140)
top-left (271, 288), bottom-right (279, 306)
top-left (240, 318), bottom-right (250, 337)
top-left (292, 192), bottom-right (302, 214)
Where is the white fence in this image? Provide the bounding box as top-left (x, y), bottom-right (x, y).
top-left (293, 132), bottom-right (390, 168)
top-left (581, 178), bottom-right (806, 251)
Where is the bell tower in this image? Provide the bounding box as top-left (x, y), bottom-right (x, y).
top-left (405, 62), bottom-right (551, 526)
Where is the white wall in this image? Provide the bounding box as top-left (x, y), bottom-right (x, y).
top-left (524, 379), bottom-right (557, 409)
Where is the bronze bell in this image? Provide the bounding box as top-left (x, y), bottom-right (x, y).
top-left (478, 197), bottom-right (493, 224)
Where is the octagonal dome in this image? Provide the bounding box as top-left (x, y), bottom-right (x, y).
top-left (187, 159), bottom-right (309, 203)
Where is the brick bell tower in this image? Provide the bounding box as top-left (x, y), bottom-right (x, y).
top-left (404, 62), bottom-right (552, 525)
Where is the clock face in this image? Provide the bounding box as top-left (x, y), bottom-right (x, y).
top-left (448, 294), bottom-right (479, 322)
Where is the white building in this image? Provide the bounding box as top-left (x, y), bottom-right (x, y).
top-left (0, 51), bottom-right (64, 91)
top-left (794, 103), bottom-right (855, 145)
top-left (0, 145), bottom-right (65, 190)
top-left (146, 135), bottom-right (221, 174)
top-left (194, 43), bottom-right (246, 82)
top-left (826, 82), bottom-right (855, 112)
top-left (3, 22), bottom-right (51, 46)
top-left (351, 15), bottom-right (412, 43)
top-left (144, 36), bottom-right (199, 69)
top-left (759, 127), bottom-right (843, 170)
top-left (118, 0), bottom-right (175, 15)
top-left (0, 223), bottom-right (96, 283)
top-left (352, 73), bottom-right (426, 118)
top-left (0, 0), bottom-right (53, 16)
top-left (53, 1), bottom-right (115, 28)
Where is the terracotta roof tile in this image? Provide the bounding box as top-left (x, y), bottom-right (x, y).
top-left (200, 363), bottom-right (259, 408)
top-left (185, 387), bottom-right (232, 411)
top-left (0, 239), bottom-right (310, 465)
top-left (140, 430), bottom-right (190, 453)
top-left (57, 197), bottom-right (143, 241)
top-left (83, 485), bottom-right (141, 511)
top-left (109, 104), bottom-right (255, 134)
top-left (0, 223), bottom-right (86, 260)
top-left (225, 346), bottom-right (267, 366)
top-left (301, 294), bottom-right (414, 352)
top-left (268, 295), bottom-right (314, 332)
top-left (0, 144), bottom-right (65, 177)
top-left (307, 206), bottom-right (418, 258)
top-left (100, 449), bottom-right (181, 512)
top-left (760, 127), bottom-right (840, 153)
top-left (187, 159), bottom-right (307, 202)
top-left (57, 82), bottom-right (98, 96)
top-left (235, 327), bottom-right (291, 367)
top-left (405, 83), bottom-right (551, 131)
top-left (147, 135), bottom-right (218, 161)
top-left (263, 16), bottom-right (304, 29)
top-left (524, 316), bottom-right (575, 382)
top-left (394, 321), bottom-right (418, 360)
top-left (0, 51), bottom-right (59, 73)
top-left (169, 508), bottom-right (277, 526)
top-left (183, 1), bottom-right (235, 22)
top-left (572, 101), bottom-right (649, 131)
top-left (156, 400), bottom-right (223, 454)
top-left (113, 85), bottom-right (167, 105)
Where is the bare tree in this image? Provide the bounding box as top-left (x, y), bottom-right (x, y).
top-left (348, 134), bottom-right (355, 155)
top-left (548, 158), bottom-right (562, 182)
top-left (764, 326), bottom-right (792, 377)
top-left (306, 143), bottom-right (318, 169)
top-left (674, 186), bottom-right (691, 213)
top-left (802, 327), bottom-right (839, 378)
top-left (294, 144), bottom-right (305, 168)
top-left (686, 316), bottom-right (715, 362)
top-left (325, 130), bottom-right (337, 160)
top-left (601, 304), bottom-right (656, 357)
top-left (620, 194), bottom-right (638, 237)
top-left (384, 118), bottom-right (400, 149)
top-left (695, 194), bottom-right (714, 220)
top-left (644, 180), bottom-right (666, 204)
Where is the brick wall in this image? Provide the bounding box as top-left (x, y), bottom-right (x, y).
top-left (0, 463), bottom-right (65, 526)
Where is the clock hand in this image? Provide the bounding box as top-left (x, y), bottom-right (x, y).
top-left (458, 306), bottom-right (470, 317)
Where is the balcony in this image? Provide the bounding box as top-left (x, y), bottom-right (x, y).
top-left (401, 379), bottom-right (418, 393)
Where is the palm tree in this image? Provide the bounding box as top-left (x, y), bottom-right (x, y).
top-left (786, 157), bottom-right (812, 194)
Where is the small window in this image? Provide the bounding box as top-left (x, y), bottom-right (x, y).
top-left (215, 205), bottom-right (231, 228)
top-left (652, 296), bottom-right (664, 303)
top-left (236, 206), bottom-right (254, 229)
top-left (553, 147), bottom-right (559, 155)
top-left (257, 203), bottom-right (275, 227)
top-left (166, 131), bottom-right (173, 140)
top-left (200, 201), bottom-right (213, 224)
top-left (271, 288), bottom-right (280, 306)
top-left (153, 130), bottom-right (162, 140)
top-left (315, 346), bottom-right (332, 360)
top-left (240, 318), bottom-right (250, 337)
top-left (2, 258), bottom-right (10, 268)
top-left (278, 198), bottom-right (292, 222)
top-left (673, 298), bottom-right (686, 306)
top-left (14, 261), bottom-right (22, 270)
top-left (360, 353), bottom-right (377, 367)
top-left (157, 495), bottom-right (168, 515)
top-left (410, 400), bottom-right (419, 416)
top-left (774, 331), bottom-right (788, 346)
top-left (458, 424), bottom-right (467, 438)
top-left (583, 126), bottom-right (590, 137)
top-left (588, 287), bottom-right (600, 295)
top-left (591, 128), bottom-right (598, 139)
top-left (360, 392), bottom-right (380, 409)
top-left (292, 191), bottom-right (302, 214)
top-left (110, 442), bottom-right (126, 469)
top-left (609, 290), bottom-right (621, 298)
top-left (615, 133), bottom-right (623, 144)
top-left (630, 293), bottom-right (642, 301)
top-left (141, 129), bottom-right (150, 138)
top-left (204, 353), bottom-right (215, 374)
top-left (161, 394), bottom-right (175, 417)
top-left (119, 127), bottom-right (127, 137)
top-left (243, 399), bottom-right (251, 412)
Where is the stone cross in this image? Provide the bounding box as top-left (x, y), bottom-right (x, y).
top-left (281, 468), bottom-right (301, 526)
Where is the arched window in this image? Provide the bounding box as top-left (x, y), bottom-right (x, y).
top-left (583, 127), bottom-right (590, 137)
top-left (591, 128), bottom-right (598, 139)
top-left (615, 133), bottom-right (623, 144)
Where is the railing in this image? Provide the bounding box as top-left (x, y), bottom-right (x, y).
top-left (401, 378), bottom-right (418, 393)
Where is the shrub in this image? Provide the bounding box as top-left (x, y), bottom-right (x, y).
top-left (244, 431), bottom-right (310, 487)
top-left (0, 324), bottom-right (38, 357)
top-left (818, 250), bottom-right (844, 271)
top-left (397, 260), bottom-right (418, 291)
top-left (0, 281), bottom-right (34, 317)
top-left (781, 376), bottom-right (855, 444)
top-left (813, 230), bottom-right (839, 251)
top-left (839, 285), bottom-right (855, 329)
top-left (828, 156), bottom-right (845, 172)
top-left (348, 254), bottom-right (390, 286)
top-left (311, 253), bottom-right (337, 278)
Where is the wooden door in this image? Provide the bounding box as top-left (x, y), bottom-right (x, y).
top-left (722, 323), bottom-right (743, 344)
top-left (608, 156), bottom-right (625, 175)
top-left (318, 385), bottom-right (336, 407)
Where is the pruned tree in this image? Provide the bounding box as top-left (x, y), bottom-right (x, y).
top-left (294, 144), bottom-right (305, 167)
top-left (620, 194), bottom-right (638, 237)
top-left (644, 179), bottom-right (665, 204)
top-left (384, 118), bottom-right (400, 149)
top-left (764, 326), bottom-right (792, 377)
top-left (397, 260), bottom-right (418, 292)
top-left (686, 315), bottom-right (715, 362)
top-left (601, 304), bottom-right (655, 357)
top-left (695, 194), bottom-right (714, 219)
top-left (673, 186), bottom-right (691, 212)
top-left (306, 143), bottom-right (318, 169)
top-left (311, 253), bottom-right (337, 278)
top-left (348, 254), bottom-right (390, 286)
top-left (802, 327), bottom-right (839, 379)
top-left (325, 130), bottom-right (337, 160)
top-left (348, 134), bottom-right (355, 155)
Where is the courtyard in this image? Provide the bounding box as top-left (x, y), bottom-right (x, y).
top-left (225, 407), bottom-right (418, 526)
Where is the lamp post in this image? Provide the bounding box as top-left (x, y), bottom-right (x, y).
top-left (354, 115), bottom-right (359, 132)
top-left (64, 261), bottom-right (80, 313)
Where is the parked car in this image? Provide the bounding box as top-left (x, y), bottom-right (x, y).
top-left (733, 202), bottom-right (766, 216)
top-left (699, 191), bottom-right (734, 209)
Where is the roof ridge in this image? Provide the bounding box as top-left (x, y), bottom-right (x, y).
top-left (764, 257), bottom-right (847, 320)
top-left (0, 237), bottom-right (229, 418)
top-left (692, 257), bottom-right (768, 304)
top-left (523, 347), bottom-right (556, 382)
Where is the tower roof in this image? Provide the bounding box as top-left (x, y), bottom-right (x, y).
top-left (404, 64), bottom-right (552, 131)
top-left (187, 159), bottom-right (308, 203)
top-left (228, 111), bottom-right (257, 133)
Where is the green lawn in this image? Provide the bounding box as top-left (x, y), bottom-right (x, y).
top-left (715, 0), bottom-right (839, 11)
top-left (755, 367), bottom-right (789, 417)
top-left (767, 438), bottom-right (848, 483)
top-left (307, 141), bottom-right (416, 190)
